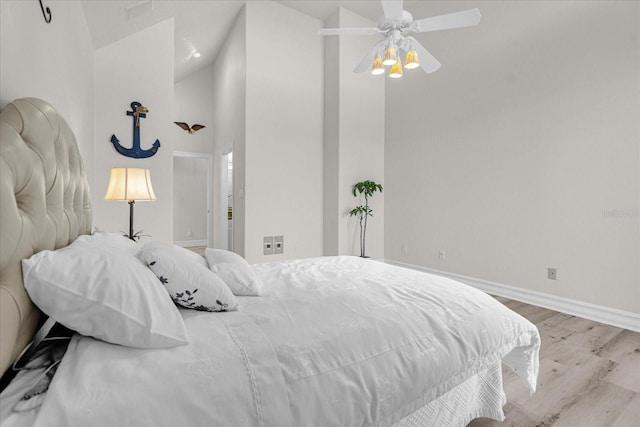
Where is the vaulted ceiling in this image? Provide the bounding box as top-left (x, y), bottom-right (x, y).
top-left (80, 0), bottom-right (487, 82)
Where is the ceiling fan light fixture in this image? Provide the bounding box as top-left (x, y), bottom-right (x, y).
top-left (404, 50), bottom-right (420, 69)
top-left (371, 57), bottom-right (385, 75)
top-left (389, 61), bottom-right (403, 78)
top-left (318, 1), bottom-right (481, 78)
top-left (382, 45), bottom-right (397, 66)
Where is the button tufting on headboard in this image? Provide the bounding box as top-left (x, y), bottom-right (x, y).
top-left (0, 98), bottom-right (92, 376)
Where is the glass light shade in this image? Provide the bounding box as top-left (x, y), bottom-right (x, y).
top-left (104, 167), bottom-right (156, 202)
top-left (382, 46), bottom-right (397, 66)
top-left (371, 57), bottom-right (385, 75)
top-left (404, 50), bottom-right (420, 69)
top-left (389, 61), bottom-right (403, 78)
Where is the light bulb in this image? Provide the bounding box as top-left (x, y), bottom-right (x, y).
top-left (389, 61), bottom-right (403, 78)
top-left (382, 46), bottom-right (397, 66)
top-left (404, 50), bottom-right (419, 69)
top-left (371, 57), bottom-right (385, 75)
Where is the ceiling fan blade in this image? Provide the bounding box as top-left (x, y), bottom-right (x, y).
top-left (353, 41), bottom-right (384, 73)
top-left (413, 8), bottom-right (481, 33)
top-left (381, 0), bottom-right (403, 21)
top-left (406, 37), bottom-right (441, 74)
top-left (318, 27), bottom-right (381, 36)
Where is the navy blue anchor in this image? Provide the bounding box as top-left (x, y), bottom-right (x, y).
top-left (110, 101), bottom-right (160, 158)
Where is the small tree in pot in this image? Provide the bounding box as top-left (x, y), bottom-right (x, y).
top-left (349, 180), bottom-right (383, 258)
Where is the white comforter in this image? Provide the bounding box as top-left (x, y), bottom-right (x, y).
top-left (32, 256), bottom-right (539, 427)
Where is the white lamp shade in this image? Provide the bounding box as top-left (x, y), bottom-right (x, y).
top-left (104, 168), bottom-right (156, 201)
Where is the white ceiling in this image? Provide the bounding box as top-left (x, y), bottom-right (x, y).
top-left (80, 0), bottom-right (470, 82)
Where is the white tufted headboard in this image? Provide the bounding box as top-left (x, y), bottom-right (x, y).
top-left (0, 98), bottom-right (92, 377)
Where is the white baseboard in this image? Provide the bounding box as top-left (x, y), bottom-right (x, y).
top-left (383, 259), bottom-right (640, 333)
top-left (173, 240), bottom-right (208, 248)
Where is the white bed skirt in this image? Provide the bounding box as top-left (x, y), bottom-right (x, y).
top-left (394, 362), bottom-right (506, 427)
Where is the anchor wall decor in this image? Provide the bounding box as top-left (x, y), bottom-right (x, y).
top-left (110, 101), bottom-right (161, 159)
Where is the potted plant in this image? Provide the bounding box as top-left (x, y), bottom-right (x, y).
top-left (349, 180), bottom-right (383, 258)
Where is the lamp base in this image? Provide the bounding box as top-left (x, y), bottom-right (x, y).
top-left (123, 231), bottom-right (151, 242)
top-left (125, 201), bottom-right (151, 241)
top-left (128, 200), bottom-right (135, 241)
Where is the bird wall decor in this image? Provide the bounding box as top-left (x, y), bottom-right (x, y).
top-left (174, 122), bottom-right (206, 134)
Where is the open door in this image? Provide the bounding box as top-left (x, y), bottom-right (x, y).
top-left (220, 150), bottom-right (233, 251)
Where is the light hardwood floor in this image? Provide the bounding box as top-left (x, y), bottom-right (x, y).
top-left (187, 245), bottom-right (207, 257)
top-left (468, 297), bottom-right (640, 427)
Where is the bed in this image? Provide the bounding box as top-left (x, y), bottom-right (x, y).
top-left (0, 98), bottom-right (540, 427)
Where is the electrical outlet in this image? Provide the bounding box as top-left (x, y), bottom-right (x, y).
top-left (402, 244), bottom-right (408, 254)
top-left (263, 236), bottom-right (274, 255)
top-left (438, 250), bottom-right (446, 260)
top-left (548, 268), bottom-right (557, 280)
top-left (274, 236), bottom-right (284, 254)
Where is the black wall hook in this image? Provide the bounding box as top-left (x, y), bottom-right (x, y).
top-left (39, 0), bottom-right (52, 24)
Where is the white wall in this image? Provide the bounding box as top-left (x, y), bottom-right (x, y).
top-left (174, 63), bottom-right (216, 155)
top-left (93, 19), bottom-right (175, 243)
top-left (323, 10), bottom-right (341, 258)
top-left (174, 63), bottom-right (216, 246)
top-left (172, 156), bottom-right (209, 243)
top-left (385, 1), bottom-right (639, 313)
top-left (323, 8), bottom-right (385, 259)
top-left (0, 0), bottom-right (95, 191)
top-left (211, 7), bottom-right (246, 254)
top-left (244, 1), bottom-right (324, 263)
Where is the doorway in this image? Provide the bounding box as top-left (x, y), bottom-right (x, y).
top-left (220, 150), bottom-right (233, 251)
top-left (172, 151), bottom-right (213, 249)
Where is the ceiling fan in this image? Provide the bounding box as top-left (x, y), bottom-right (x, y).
top-left (318, 0), bottom-right (481, 78)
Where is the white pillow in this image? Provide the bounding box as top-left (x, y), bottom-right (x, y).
top-left (138, 243), bottom-right (238, 312)
top-left (205, 248), bottom-right (263, 296)
top-left (90, 229), bottom-right (140, 254)
top-left (22, 233), bottom-right (189, 348)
